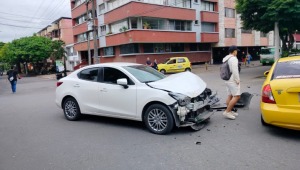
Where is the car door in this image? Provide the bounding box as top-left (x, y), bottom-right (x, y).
top-left (166, 59), bottom-right (177, 73)
top-left (97, 67), bottom-right (137, 118)
top-left (75, 67), bottom-right (101, 114)
top-left (176, 58), bottom-right (186, 72)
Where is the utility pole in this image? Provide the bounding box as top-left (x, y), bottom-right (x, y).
top-left (86, 0), bottom-right (91, 65)
top-left (92, 0), bottom-right (99, 64)
top-left (274, 22), bottom-right (280, 61)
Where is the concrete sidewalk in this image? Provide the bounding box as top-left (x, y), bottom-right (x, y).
top-left (191, 60), bottom-right (262, 73)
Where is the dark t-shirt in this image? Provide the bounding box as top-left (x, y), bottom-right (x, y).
top-left (7, 70), bottom-right (18, 81)
top-left (146, 60), bottom-right (151, 66)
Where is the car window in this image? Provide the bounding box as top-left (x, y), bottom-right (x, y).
top-left (123, 65), bottom-right (165, 83)
top-left (272, 60), bottom-right (300, 79)
top-left (167, 59), bottom-right (176, 64)
top-left (101, 67), bottom-right (134, 85)
top-left (177, 58), bottom-right (186, 63)
top-left (77, 68), bottom-right (99, 82)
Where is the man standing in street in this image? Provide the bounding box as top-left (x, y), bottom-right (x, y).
top-left (222, 46), bottom-right (241, 120)
top-left (7, 66), bottom-right (21, 93)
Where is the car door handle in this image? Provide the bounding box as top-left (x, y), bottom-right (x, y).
top-left (74, 84), bottom-right (80, 87)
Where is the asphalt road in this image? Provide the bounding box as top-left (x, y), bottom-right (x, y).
top-left (0, 65), bottom-right (300, 170)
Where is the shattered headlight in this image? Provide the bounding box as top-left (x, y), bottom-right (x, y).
top-left (169, 92), bottom-right (191, 106)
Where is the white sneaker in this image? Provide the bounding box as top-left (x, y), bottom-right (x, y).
top-left (223, 111), bottom-right (235, 120)
top-left (231, 111), bottom-right (238, 117)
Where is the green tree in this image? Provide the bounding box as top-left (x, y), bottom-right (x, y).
top-left (0, 36), bottom-right (53, 75)
top-left (236, 0), bottom-right (300, 51)
top-left (52, 40), bottom-right (67, 76)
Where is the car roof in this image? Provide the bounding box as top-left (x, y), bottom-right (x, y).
top-left (170, 57), bottom-right (188, 59)
top-left (84, 62), bottom-right (141, 68)
top-left (278, 56), bottom-right (300, 62)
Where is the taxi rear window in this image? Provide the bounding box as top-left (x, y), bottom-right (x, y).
top-left (272, 60), bottom-right (300, 79)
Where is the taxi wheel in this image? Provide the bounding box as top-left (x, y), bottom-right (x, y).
top-left (185, 68), bottom-right (191, 72)
top-left (261, 115), bottom-right (269, 126)
top-left (160, 69), bottom-right (166, 74)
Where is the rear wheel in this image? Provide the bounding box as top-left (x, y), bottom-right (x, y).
top-left (63, 97), bottom-right (81, 121)
top-left (144, 104), bottom-right (174, 135)
top-left (185, 68), bottom-right (191, 72)
top-left (160, 69), bottom-right (166, 74)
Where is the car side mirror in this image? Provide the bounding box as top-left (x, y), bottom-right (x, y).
top-left (117, 78), bottom-right (128, 89)
top-left (264, 71), bottom-right (269, 77)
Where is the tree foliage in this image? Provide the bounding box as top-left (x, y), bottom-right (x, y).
top-left (236, 0), bottom-right (300, 50)
top-left (52, 40), bottom-right (66, 60)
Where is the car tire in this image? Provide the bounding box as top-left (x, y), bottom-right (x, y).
top-left (63, 97), bottom-right (81, 121)
top-left (144, 104), bottom-right (174, 135)
top-left (185, 68), bottom-right (191, 72)
top-left (261, 115), bottom-right (269, 126)
top-left (160, 69), bottom-right (166, 74)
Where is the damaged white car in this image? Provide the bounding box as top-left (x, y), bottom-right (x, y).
top-left (55, 63), bottom-right (219, 135)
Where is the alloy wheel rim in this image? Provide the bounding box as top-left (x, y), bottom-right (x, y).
top-left (148, 109), bottom-right (168, 132)
top-left (65, 101), bottom-right (77, 118)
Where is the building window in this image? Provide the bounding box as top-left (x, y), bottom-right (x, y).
top-left (189, 43), bottom-right (211, 51)
top-left (225, 28), bottom-right (235, 38)
top-left (107, 0), bottom-right (130, 11)
top-left (99, 4), bottom-right (105, 14)
top-left (143, 43), bottom-right (184, 53)
top-left (169, 20), bottom-right (192, 31)
top-left (260, 32), bottom-right (268, 37)
top-left (171, 43), bottom-right (184, 52)
top-left (241, 29), bottom-right (252, 34)
top-left (195, 20), bottom-right (199, 25)
top-left (143, 18), bottom-right (165, 30)
top-left (74, 0), bottom-right (85, 7)
top-left (194, 0), bottom-right (198, 3)
top-left (201, 1), bottom-right (215, 11)
top-left (170, 0), bottom-right (192, 8)
top-left (225, 8), bottom-right (235, 18)
top-left (100, 26), bottom-right (106, 36)
top-left (202, 22), bottom-right (216, 32)
top-left (76, 33), bottom-right (87, 42)
top-left (120, 44), bottom-right (139, 54)
top-left (104, 47), bottom-right (115, 56)
top-left (111, 20), bottom-right (128, 33)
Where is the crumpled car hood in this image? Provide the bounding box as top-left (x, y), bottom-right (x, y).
top-left (148, 72), bottom-right (207, 98)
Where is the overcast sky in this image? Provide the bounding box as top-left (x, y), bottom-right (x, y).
top-left (0, 0), bottom-right (71, 43)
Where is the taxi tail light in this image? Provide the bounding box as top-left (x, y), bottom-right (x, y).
top-left (262, 84), bottom-right (276, 104)
top-left (57, 82), bottom-right (63, 87)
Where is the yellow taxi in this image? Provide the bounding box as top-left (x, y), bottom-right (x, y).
top-left (157, 57), bottom-right (192, 74)
top-left (260, 56), bottom-right (300, 130)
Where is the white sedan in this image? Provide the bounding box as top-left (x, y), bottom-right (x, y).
top-left (55, 63), bottom-right (218, 135)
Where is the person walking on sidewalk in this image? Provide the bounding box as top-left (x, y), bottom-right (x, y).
top-left (7, 66), bottom-right (21, 93)
top-left (222, 46), bottom-right (241, 120)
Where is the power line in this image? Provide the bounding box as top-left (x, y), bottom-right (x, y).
top-left (0, 11), bottom-right (52, 21)
top-left (0, 22), bottom-right (44, 29)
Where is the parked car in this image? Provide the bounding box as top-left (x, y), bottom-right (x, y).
top-left (56, 63), bottom-right (219, 135)
top-left (260, 56), bottom-right (300, 130)
top-left (157, 57), bottom-right (192, 74)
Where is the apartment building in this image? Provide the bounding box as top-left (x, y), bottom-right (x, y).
top-left (71, 0), bottom-right (274, 67)
top-left (37, 17), bottom-right (79, 71)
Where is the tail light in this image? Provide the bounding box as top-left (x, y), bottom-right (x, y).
top-left (262, 84), bottom-right (276, 104)
top-left (57, 82), bottom-right (63, 87)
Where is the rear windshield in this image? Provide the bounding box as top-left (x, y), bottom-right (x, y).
top-left (272, 60), bottom-right (300, 79)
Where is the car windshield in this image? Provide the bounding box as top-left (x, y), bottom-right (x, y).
top-left (123, 65), bottom-right (166, 83)
top-left (272, 60), bottom-right (300, 79)
top-left (261, 48), bottom-right (275, 55)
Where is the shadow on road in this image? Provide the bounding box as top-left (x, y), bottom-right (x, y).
top-left (266, 126), bottom-right (300, 139)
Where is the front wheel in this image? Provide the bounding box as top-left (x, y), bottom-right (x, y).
top-left (63, 97), bottom-right (81, 121)
top-left (160, 69), bottom-right (166, 74)
top-left (144, 104), bottom-right (174, 135)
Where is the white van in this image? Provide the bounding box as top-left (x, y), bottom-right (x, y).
top-left (260, 47), bottom-right (275, 65)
